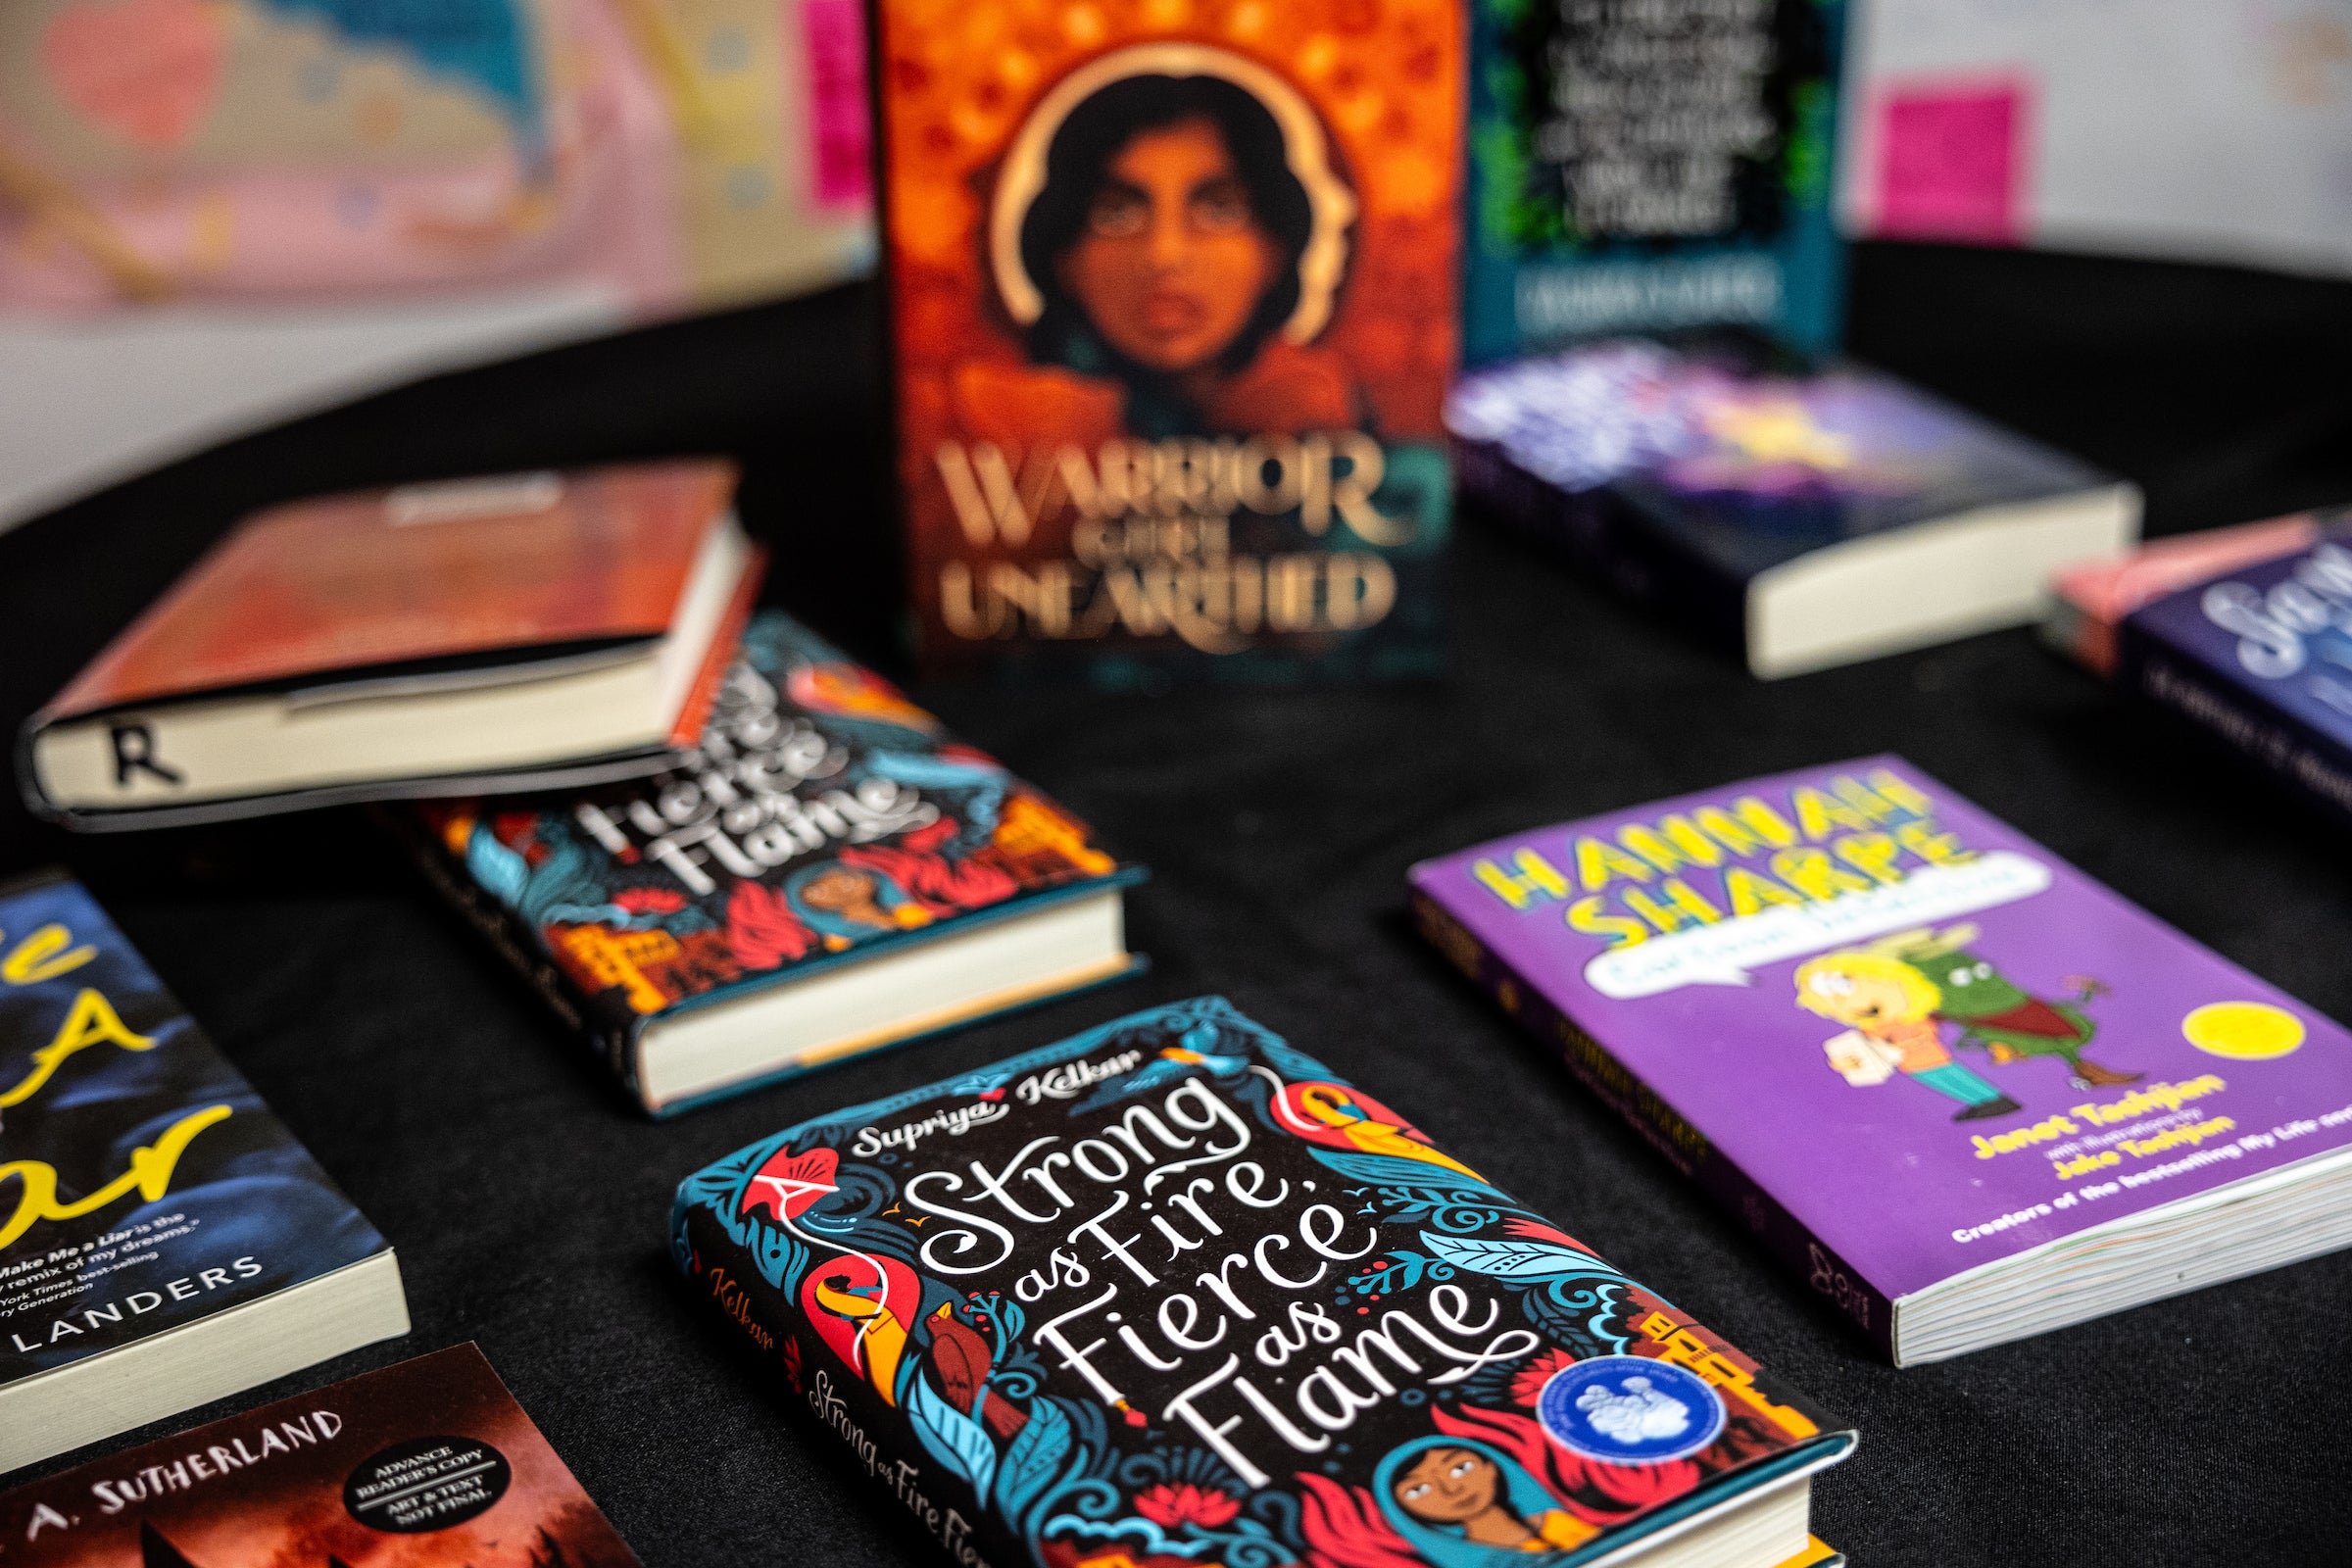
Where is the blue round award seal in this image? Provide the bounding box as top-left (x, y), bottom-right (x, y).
top-left (1536, 1356), bottom-right (1726, 1465)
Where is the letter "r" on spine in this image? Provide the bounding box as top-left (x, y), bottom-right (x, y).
top-left (108, 722), bottom-right (183, 788)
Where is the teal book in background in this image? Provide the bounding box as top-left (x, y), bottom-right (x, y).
top-left (1464, 0), bottom-right (1846, 363)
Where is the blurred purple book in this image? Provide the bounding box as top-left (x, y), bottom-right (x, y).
top-left (1410, 755), bottom-right (2352, 1364)
top-left (1446, 340), bottom-right (2139, 677)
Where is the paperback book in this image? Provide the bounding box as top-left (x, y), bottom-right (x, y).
top-left (1410, 757), bottom-right (2352, 1364)
top-left (2100, 510), bottom-right (2352, 831)
top-left (0, 1344), bottom-right (641, 1566)
top-left (2044, 508), bottom-right (2341, 677)
top-left (876, 0), bottom-right (1459, 685)
top-left (1446, 338), bottom-right (2139, 677)
top-left (1464, 0), bottom-right (1846, 363)
top-left (397, 612), bottom-right (1144, 1117)
top-left (672, 996), bottom-right (1855, 1568)
top-left (19, 463), bottom-right (762, 829)
top-left (0, 873), bottom-right (407, 1473)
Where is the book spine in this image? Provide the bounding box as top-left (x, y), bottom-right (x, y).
top-left (1411, 888), bottom-right (1899, 1360)
top-left (1452, 437), bottom-right (1750, 664)
top-left (2118, 621), bottom-right (2352, 830)
top-left (383, 811), bottom-right (647, 1102)
top-left (671, 1200), bottom-right (1025, 1568)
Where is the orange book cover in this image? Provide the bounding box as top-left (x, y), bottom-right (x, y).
top-left (879, 0), bottom-right (1460, 683)
top-left (48, 462), bottom-right (740, 719)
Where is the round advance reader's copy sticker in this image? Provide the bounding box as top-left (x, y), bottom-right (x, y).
top-left (1536, 1356), bottom-right (1726, 1465)
top-left (343, 1435), bottom-right (513, 1533)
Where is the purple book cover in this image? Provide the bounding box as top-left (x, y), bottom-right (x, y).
top-left (1409, 756), bottom-right (2352, 1357)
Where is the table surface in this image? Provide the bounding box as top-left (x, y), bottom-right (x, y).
top-left (4, 243), bottom-right (2351, 1567)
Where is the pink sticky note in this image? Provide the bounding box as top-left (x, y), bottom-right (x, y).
top-left (800, 0), bottom-right (871, 211)
top-left (1872, 76), bottom-right (2031, 245)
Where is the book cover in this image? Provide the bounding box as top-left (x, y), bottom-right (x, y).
top-left (401, 611), bottom-right (1141, 1110)
top-left (1463, 0), bottom-right (1845, 364)
top-left (2116, 521), bottom-right (2352, 827)
top-left (43, 465), bottom-right (739, 718)
top-left (1409, 757), bottom-right (2352, 1359)
top-left (0, 877), bottom-right (399, 1412)
top-left (1446, 338), bottom-right (2132, 670)
top-left (672, 995), bottom-right (1854, 1568)
top-left (0, 1344), bottom-right (641, 1566)
top-left (876, 0), bottom-right (1459, 686)
top-left (2046, 509), bottom-right (2333, 677)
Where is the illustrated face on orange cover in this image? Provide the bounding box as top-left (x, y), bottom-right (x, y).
top-left (1020, 70), bottom-right (1325, 396)
top-left (882, 0), bottom-right (1460, 678)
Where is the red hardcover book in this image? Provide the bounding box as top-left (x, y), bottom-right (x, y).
top-left (0, 1345), bottom-right (641, 1567)
top-left (19, 464), bottom-right (763, 830)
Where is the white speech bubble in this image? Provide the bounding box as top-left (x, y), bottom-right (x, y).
top-left (1583, 853), bottom-right (2055, 1000)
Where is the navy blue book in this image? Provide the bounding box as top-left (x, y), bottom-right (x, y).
top-left (1463, 0), bottom-right (1847, 364)
top-left (2118, 522), bottom-right (2352, 827)
top-left (0, 874), bottom-right (407, 1475)
top-left (1446, 338), bottom-right (2139, 677)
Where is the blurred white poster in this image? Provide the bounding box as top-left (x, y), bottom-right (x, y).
top-left (1841, 0), bottom-right (2352, 274)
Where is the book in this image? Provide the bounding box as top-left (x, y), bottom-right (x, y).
top-left (1446, 337), bottom-right (2141, 677)
top-left (2044, 510), bottom-right (2335, 677)
top-left (1409, 756), bottom-right (2352, 1365)
top-left (671, 996), bottom-right (1856, 1568)
top-left (0, 1344), bottom-right (640, 1565)
top-left (2108, 509), bottom-right (2352, 830)
top-left (875, 0), bottom-right (1459, 686)
top-left (1464, 0), bottom-right (1846, 364)
top-left (18, 463), bottom-right (763, 830)
top-left (396, 611), bottom-right (1145, 1117)
top-left (0, 873), bottom-right (407, 1474)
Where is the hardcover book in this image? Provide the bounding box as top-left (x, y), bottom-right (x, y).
top-left (876, 0), bottom-right (1459, 686)
top-left (672, 996), bottom-right (1856, 1568)
top-left (1409, 757), bottom-right (2352, 1364)
top-left (398, 612), bottom-right (1144, 1117)
top-left (0, 1344), bottom-right (641, 1566)
top-left (1464, 0), bottom-right (1846, 364)
top-left (19, 463), bottom-right (762, 829)
top-left (2107, 513), bottom-right (2352, 830)
top-left (1445, 338), bottom-right (2140, 677)
top-left (0, 874), bottom-right (407, 1474)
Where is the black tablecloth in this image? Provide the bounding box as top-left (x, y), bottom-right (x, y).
top-left (5, 243), bottom-right (2351, 1566)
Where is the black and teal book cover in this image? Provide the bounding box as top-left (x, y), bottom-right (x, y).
top-left (1465, 0), bottom-right (1846, 363)
top-left (401, 611), bottom-right (1143, 1113)
top-left (0, 874), bottom-right (390, 1386)
top-left (672, 997), bottom-right (1853, 1566)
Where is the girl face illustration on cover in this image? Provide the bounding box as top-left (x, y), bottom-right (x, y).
top-left (1376, 1438), bottom-right (1595, 1562)
top-left (999, 54), bottom-right (1359, 439)
top-left (1029, 75), bottom-right (1304, 381)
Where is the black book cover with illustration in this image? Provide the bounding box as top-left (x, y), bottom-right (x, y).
top-left (396, 611), bottom-right (1140, 1112)
top-left (0, 874), bottom-right (392, 1395)
top-left (0, 1345), bottom-right (639, 1565)
top-left (673, 996), bottom-right (1852, 1567)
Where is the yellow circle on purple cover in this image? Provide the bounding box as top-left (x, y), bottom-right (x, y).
top-left (2182, 1002), bottom-right (2305, 1060)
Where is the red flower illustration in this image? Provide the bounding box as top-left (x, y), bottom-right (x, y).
top-left (1511, 1348), bottom-right (1578, 1407)
top-left (1133, 1483), bottom-right (1242, 1531)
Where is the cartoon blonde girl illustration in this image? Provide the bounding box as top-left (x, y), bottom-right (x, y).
top-left (1793, 949), bottom-right (2022, 1122)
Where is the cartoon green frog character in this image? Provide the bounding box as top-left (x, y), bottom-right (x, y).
top-left (1905, 925), bottom-right (2142, 1091)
